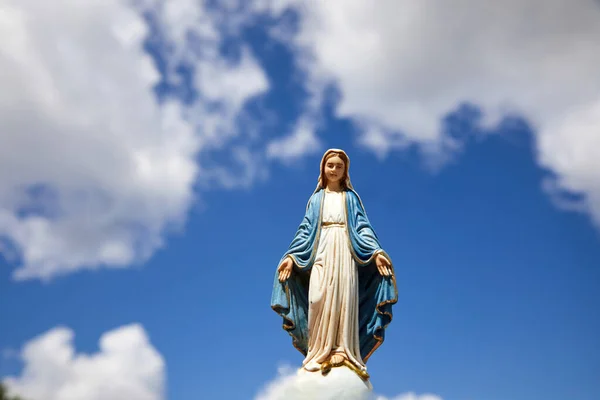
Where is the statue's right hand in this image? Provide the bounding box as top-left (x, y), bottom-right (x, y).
top-left (277, 257), bottom-right (294, 282)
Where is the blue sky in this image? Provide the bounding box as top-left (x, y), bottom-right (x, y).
top-left (1, 1), bottom-right (600, 400)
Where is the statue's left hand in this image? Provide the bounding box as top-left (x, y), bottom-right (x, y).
top-left (375, 254), bottom-right (393, 277)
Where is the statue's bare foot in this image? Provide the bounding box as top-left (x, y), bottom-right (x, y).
top-left (330, 353), bottom-right (346, 366)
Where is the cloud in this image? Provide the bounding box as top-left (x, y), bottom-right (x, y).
top-left (0, 0), bottom-right (270, 280)
top-left (255, 365), bottom-right (443, 400)
top-left (0, 0), bottom-right (197, 280)
top-left (2, 324), bottom-right (165, 400)
top-left (254, 365), bottom-right (372, 400)
top-left (252, 0), bottom-right (600, 227)
top-left (140, 0), bottom-right (271, 153)
top-left (266, 119), bottom-right (321, 163)
top-left (3, 0), bottom-right (599, 280)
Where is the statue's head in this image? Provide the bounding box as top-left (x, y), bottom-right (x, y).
top-left (317, 148), bottom-right (353, 191)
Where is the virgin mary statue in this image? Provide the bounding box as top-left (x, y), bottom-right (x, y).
top-left (271, 149), bottom-right (398, 379)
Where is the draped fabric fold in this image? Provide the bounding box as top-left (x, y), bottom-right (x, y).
top-left (271, 188), bottom-right (398, 362)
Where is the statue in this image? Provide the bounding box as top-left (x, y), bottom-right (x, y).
top-left (271, 148), bottom-right (398, 382)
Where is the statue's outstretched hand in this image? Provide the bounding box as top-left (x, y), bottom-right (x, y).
top-left (375, 253), bottom-right (393, 277)
top-left (277, 257), bottom-right (294, 282)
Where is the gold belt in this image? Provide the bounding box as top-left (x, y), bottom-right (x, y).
top-left (322, 222), bottom-right (345, 227)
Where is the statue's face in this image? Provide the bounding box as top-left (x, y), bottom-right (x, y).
top-left (324, 155), bottom-right (345, 184)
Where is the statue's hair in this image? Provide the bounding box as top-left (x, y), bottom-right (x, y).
top-left (315, 148), bottom-right (354, 192)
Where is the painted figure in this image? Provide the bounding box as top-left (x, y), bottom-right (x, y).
top-left (271, 148), bottom-right (398, 380)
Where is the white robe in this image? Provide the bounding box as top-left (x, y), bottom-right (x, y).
top-left (302, 190), bottom-right (367, 372)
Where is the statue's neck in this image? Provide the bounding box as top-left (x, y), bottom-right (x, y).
top-left (325, 182), bottom-right (342, 192)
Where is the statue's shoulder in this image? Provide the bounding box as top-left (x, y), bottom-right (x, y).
top-left (345, 188), bottom-right (366, 211)
top-left (345, 188), bottom-right (360, 203)
top-left (305, 188), bottom-right (323, 211)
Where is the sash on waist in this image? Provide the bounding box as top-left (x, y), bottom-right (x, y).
top-left (322, 221), bottom-right (345, 228)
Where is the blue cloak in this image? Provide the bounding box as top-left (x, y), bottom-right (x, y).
top-left (271, 188), bottom-right (398, 362)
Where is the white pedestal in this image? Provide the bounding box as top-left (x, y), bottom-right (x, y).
top-left (257, 365), bottom-right (373, 400)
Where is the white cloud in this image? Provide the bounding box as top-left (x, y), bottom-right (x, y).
top-left (254, 365), bottom-right (372, 400)
top-left (0, 0), bottom-right (270, 280)
top-left (196, 46), bottom-right (268, 111)
top-left (266, 119), bottom-right (321, 163)
top-left (537, 101), bottom-right (600, 223)
top-left (0, 0), bottom-right (198, 280)
top-left (2, 324), bottom-right (165, 400)
top-left (4, 0), bottom-right (599, 281)
top-left (254, 0), bottom-right (600, 226)
top-left (192, 46), bottom-right (270, 149)
top-left (201, 146), bottom-right (270, 190)
top-left (141, 0), bottom-right (271, 152)
top-left (254, 365), bottom-right (443, 400)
